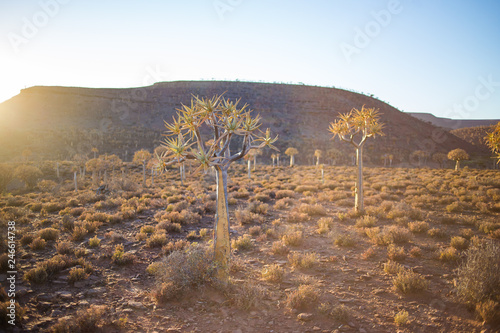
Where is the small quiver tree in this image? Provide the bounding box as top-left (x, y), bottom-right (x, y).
top-left (158, 95), bottom-right (278, 277)
top-left (329, 105), bottom-right (384, 214)
top-left (314, 149), bottom-right (322, 167)
top-left (432, 153), bottom-right (448, 169)
top-left (133, 149), bottom-right (151, 187)
top-left (285, 147), bottom-right (298, 167)
top-left (447, 148), bottom-right (469, 171)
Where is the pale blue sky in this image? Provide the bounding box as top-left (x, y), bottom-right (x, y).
top-left (1, 0), bottom-right (499, 119)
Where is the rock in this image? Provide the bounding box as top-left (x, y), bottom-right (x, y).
top-left (312, 326), bottom-right (321, 331)
top-left (56, 291), bottom-right (72, 300)
top-left (297, 313), bottom-right (313, 321)
top-left (85, 287), bottom-right (105, 297)
top-left (127, 301), bottom-right (146, 310)
top-left (166, 328), bottom-right (182, 333)
top-left (50, 310), bottom-right (63, 317)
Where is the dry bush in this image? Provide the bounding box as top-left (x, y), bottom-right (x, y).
top-left (55, 241), bottom-right (73, 255)
top-left (297, 203), bottom-right (327, 216)
top-left (456, 240), bottom-right (500, 308)
top-left (235, 208), bottom-right (264, 225)
top-left (383, 260), bottom-right (403, 275)
top-left (111, 244), bottom-right (135, 265)
top-left (387, 244), bottom-right (406, 261)
top-left (275, 190), bottom-right (295, 199)
top-left (156, 221), bottom-right (182, 233)
top-left (281, 230), bottom-right (304, 247)
top-left (361, 247), bottom-right (376, 260)
top-left (428, 227), bottom-right (447, 239)
top-left (408, 221), bottom-right (429, 234)
top-left (331, 229), bottom-right (356, 247)
top-left (29, 237), bottom-right (46, 251)
top-left (270, 241), bottom-right (290, 256)
top-left (287, 211), bottom-right (309, 223)
top-left (392, 268), bottom-right (428, 294)
top-left (261, 264), bottom-right (285, 283)
top-left (163, 239), bottom-right (189, 255)
top-left (152, 245), bottom-right (217, 303)
top-left (355, 215), bottom-right (376, 228)
top-left (288, 252), bottom-right (317, 269)
top-left (274, 198), bottom-right (294, 210)
top-left (285, 284), bottom-right (319, 310)
top-left (394, 310), bottom-right (409, 326)
top-left (316, 217), bottom-right (333, 235)
top-left (146, 233), bottom-right (168, 248)
top-left (231, 234), bottom-right (254, 251)
top-left (450, 236), bottom-right (468, 250)
top-left (68, 267), bottom-right (89, 284)
top-left (49, 305), bottom-right (108, 333)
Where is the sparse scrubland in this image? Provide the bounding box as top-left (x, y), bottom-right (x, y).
top-left (1, 162), bottom-right (500, 332)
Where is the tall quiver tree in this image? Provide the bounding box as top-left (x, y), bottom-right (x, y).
top-left (158, 95), bottom-right (278, 277)
top-left (271, 153), bottom-right (276, 167)
top-left (329, 105), bottom-right (384, 214)
top-left (448, 149), bottom-right (469, 171)
top-left (133, 149), bottom-right (151, 187)
top-left (285, 147), bottom-right (298, 167)
top-left (485, 121), bottom-right (500, 166)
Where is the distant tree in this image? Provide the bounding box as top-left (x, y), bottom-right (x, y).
top-left (134, 149), bottom-right (151, 187)
top-left (389, 154), bottom-right (394, 167)
top-left (285, 147), bottom-right (298, 167)
top-left (432, 153), bottom-right (448, 169)
top-left (14, 165), bottom-right (43, 189)
top-left (251, 149), bottom-right (263, 171)
top-left (448, 148), bottom-right (469, 171)
top-left (85, 158), bottom-right (103, 184)
top-left (0, 163), bottom-right (14, 194)
top-left (314, 149), bottom-right (322, 166)
top-left (411, 150), bottom-right (430, 167)
top-left (244, 152), bottom-right (253, 179)
top-left (485, 121), bottom-right (500, 165)
top-left (329, 105), bottom-right (384, 213)
top-left (91, 147), bottom-right (99, 159)
top-left (326, 148), bottom-right (343, 165)
top-left (271, 153), bottom-right (277, 167)
top-left (158, 94), bottom-right (277, 277)
top-left (277, 153), bottom-right (281, 167)
top-left (73, 154), bottom-right (88, 179)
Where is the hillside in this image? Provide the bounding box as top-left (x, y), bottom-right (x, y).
top-left (451, 125), bottom-right (496, 150)
top-left (0, 81), bottom-right (484, 164)
top-left (408, 112), bottom-right (499, 130)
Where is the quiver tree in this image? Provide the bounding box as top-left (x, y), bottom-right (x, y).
top-left (285, 147), bottom-right (298, 167)
top-left (14, 165), bottom-right (42, 189)
top-left (329, 105), bottom-right (384, 214)
top-left (411, 150), bottom-right (429, 167)
top-left (485, 121), bottom-right (500, 165)
top-left (158, 94), bottom-right (278, 277)
top-left (252, 149), bottom-right (262, 171)
top-left (448, 148), bottom-right (469, 171)
top-left (91, 147), bottom-right (99, 159)
top-left (271, 153), bottom-right (277, 167)
top-left (314, 149), bottom-right (322, 166)
top-left (432, 153), bottom-right (447, 169)
top-left (133, 149), bottom-right (151, 187)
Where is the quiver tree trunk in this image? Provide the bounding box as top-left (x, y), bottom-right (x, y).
top-left (74, 171), bottom-right (77, 191)
top-left (142, 162), bottom-right (146, 186)
top-left (247, 160), bottom-right (251, 179)
top-left (214, 166), bottom-right (230, 278)
top-left (355, 146), bottom-right (364, 214)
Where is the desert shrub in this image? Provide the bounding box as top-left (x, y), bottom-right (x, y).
top-left (328, 304), bottom-right (350, 322)
top-left (392, 268), bottom-right (428, 294)
top-left (298, 203), bottom-right (326, 216)
top-left (38, 228), bottom-right (59, 241)
top-left (383, 260), bottom-right (403, 275)
top-left (459, 228), bottom-right (474, 240)
top-left (439, 247), bottom-right (459, 262)
top-left (29, 237), bottom-right (46, 251)
top-left (355, 215), bottom-right (376, 228)
top-left (281, 230), bottom-right (303, 247)
top-left (231, 234), bottom-right (253, 251)
top-left (140, 225), bottom-right (155, 234)
top-left (20, 234), bottom-right (34, 247)
top-left (88, 236), bottom-right (101, 248)
top-left (68, 267), bottom-right (89, 284)
top-left (111, 244), bottom-right (134, 265)
top-left (24, 266), bottom-right (48, 284)
top-left (49, 305), bottom-right (107, 333)
top-left (456, 240), bottom-right (500, 307)
top-left (275, 190), bottom-right (295, 199)
top-left (55, 241), bottom-right (73, 255)
top-left (288, 252), bottom-right (317, 269)
top-left (156, 221), bottom-right (182, 233)
top-left (71, 226), bottom-right (88, 241)
top-left (261, 264), bottom-right (285, 283)
top-left (235, 208), bottom-right (264, 225)
top-left (408, 221), bottom-right (429, 234)
top-left (316, 217), bottom-right (333, 234)
top-left (332, 229), bottom-right (356, 247)
top-left (387, 244), bottom-right (406, 261)
top-left (384, 226), bottom-right (411, 244)
top-left (248, 226), bottom-right (261, 236)
top-left (146, 233), bottom-right (168, 248)
top-left (394, 310), bottom-right (409, 326)
top-left (409, 246), bottom-right (422, 258)
top-left (162, 239), bottom-right (189, 255)
top-left (152, 245), bottom-right (217, 303)
top-left (450, 236), bottom-right (468, 250)
top-left (270, 241), bottom-right (290, 256)
top-left (361, 247), bottom-right (376, 260)
top-left (475, 300), bottom-right (500, 324)
top-left (287, 211), bottom-right (309, 223)
top-left (285, 284), bottom-right (319, 310)
top-left (428, 228), bottom-right (447, 239)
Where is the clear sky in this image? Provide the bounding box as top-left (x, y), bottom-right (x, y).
top-left (1, 0), bottom-right (499, 119)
